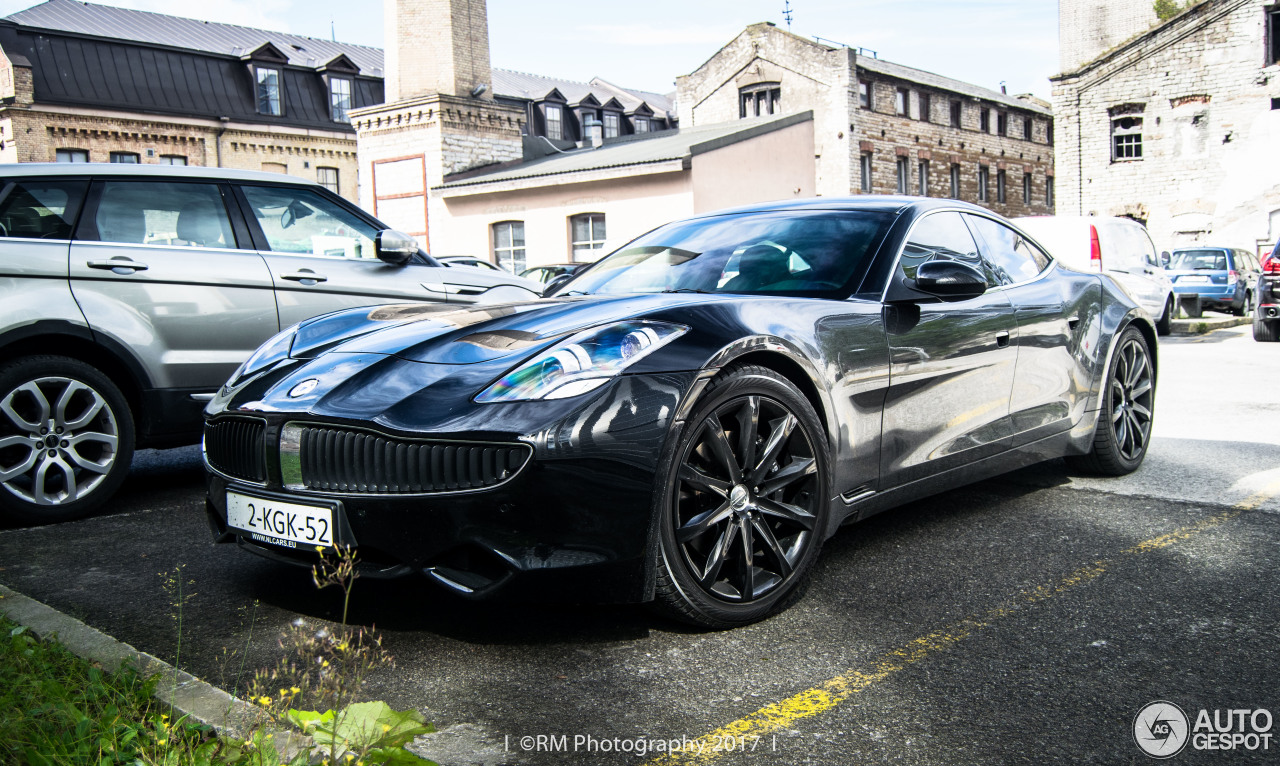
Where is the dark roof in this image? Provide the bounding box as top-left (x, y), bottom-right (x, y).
top-left (491, 69), bottom-right (675, 121)
top-left (0, 0), bottom-right (383, 131)
top-left (437, 111), bottom-right (811, 191)
top-left (858, 56), bottom-right (1052, 116)
top-left (6, 0), bottom-right (382, 75)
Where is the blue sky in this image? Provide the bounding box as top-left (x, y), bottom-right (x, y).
top-left (0, 0), bottom-right (1060, 99)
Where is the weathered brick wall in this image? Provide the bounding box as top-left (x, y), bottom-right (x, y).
top-left (854, 75), bottom-right (1055, 217)
top-left (1059, 0), bottom-right (1160, 73)
top-left (1052, 0), bottom-right (1280, 251)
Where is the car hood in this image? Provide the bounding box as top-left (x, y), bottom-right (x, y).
top-left (290, 294), bottom-right (711, 365)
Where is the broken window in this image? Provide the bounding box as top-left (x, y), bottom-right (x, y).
top-left (1112, 115), bottom-right (1144, 160)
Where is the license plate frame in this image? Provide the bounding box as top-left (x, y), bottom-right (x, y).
top-left (226, 490), bottom-right (346, 551)
top-left (1180, 275), bottom-right (1211, 284)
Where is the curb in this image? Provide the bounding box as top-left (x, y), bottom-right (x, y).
top-left (0, 583), bottom-right (308, 754)
top-left (1168, 316), bottom-right (1250, 335)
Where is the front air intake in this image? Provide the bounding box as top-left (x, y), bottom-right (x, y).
top-left (203, 417), bottom-right (267, 483)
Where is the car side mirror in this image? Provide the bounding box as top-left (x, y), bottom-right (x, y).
top-left (1160, 251), bottom-right (1171, 268)
top-left (543, 273), bottom-right (573, 297)
top-left (375, 230), bottom-right (417, 266)
top-left (912, 260), bottom-right (988, 301)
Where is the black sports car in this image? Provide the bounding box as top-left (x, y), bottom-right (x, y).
top-left (203, 197), bottom-right (1157, 628)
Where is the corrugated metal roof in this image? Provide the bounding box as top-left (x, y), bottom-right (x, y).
top-left (437, 111), bottom-right (811, 190)
top-left (6, 0), bottom-right (383, 74)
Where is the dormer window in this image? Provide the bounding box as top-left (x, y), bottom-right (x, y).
top-left (330, 77), bottom-right (352, 122)
top-left (545, 104), bottom-right (563, 140)
top-left (256, 67), bottom-right (281, 116)
top-left (635, 117), bottom-right (650, 133)
top-left (603, 113), bottom-right (619, 138)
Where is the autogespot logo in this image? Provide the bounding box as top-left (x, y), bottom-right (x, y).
top-left (1134, 701), bottom-right (1190, 758)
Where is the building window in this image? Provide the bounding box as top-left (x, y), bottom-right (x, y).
top-left (1270, 7), bottom-right (1280, 65)
top-left (603, 113), bottom-right (619, 138)
top-left (918, 93), bottom-right (931, 122)
top-left (1046, 176), bottom-right (1055, 207)
top-left (545, 104), bottom-right (563, 140)
top-left (740, 83), bottom-right (781, 118)
top-left (949, 163), bottom-right (961, 198)
top-left (896, 88), bottom-right (910, 117)
top-left (56, 149), bottom-right (88, 163)
top-left (317, 167), bottom-right (339, 194)
top-left (978, 165), bottom-right (989, 202)
top-left (918, 159), bottom-right (929, 196)
top-left (1048, 119), bottom-right (1055, 145)
top-left (570, 213), bottom-right (607, 261)
top-left (1112, 115), bottom-right (1143, 160)
top-left (980, 108), bottom-right (991, 133)
top-left (1023, 117), bottom-right (1033, 141)
top-left (859, 81), bottom-right (872, 109)
top-left (492, 221), bottom-right (526, 272)
top-left (996, 169), bottom-right (1007, 204)
top-left (634, 117), bottom-right (650, 133)
top-left (996, 112), bottom-right (1008, 136)
top-left (860, 152), bottom-right (873, 193)
top-left (1022, 173), bottom-right (1032, 205)
top-left (896, 156), bottom-right (909, 194)
top-left (256, 67), bottom-right (281, 116)
top-left (109, 152), bottom-right (140, 164)
top-left (158, 155), bottom-right (187, 165)
top-left (950, 100), bottom-right (962, 128)
top-left (330, 77), bottom-right (352, 123)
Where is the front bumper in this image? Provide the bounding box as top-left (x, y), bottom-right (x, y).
top-left (204, 371), bottom-right (700, 603)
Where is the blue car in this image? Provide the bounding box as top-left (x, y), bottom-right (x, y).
top-left (1166, 247), bottom-right (1264, 316)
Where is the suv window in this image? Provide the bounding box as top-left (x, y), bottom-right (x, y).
top-left (88, 181), bottom-right (236, 248)
top-left (240, 185), bottom-right (378, 259)
top-left (898, 211), bottom-right (996, 284)
top-left (965, 214), bottom-right (1050, 285)
top-left (0, 179), bottom-right (89, 240)
top-left (1169, 249), bottom-right (1227, 270)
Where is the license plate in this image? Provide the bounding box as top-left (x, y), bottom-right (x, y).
top-left (226, 491), bottom-right (335, 550)
top-left (1180, 275), bottom-right (1211, 284)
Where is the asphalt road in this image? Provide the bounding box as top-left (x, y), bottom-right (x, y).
top-left (1, 324), bottom-right (1277, 766)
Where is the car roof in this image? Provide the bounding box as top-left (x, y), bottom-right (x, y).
top-left (0, 162), bottom-right (321, 186)
top-left (1170, 245), bottom-right (1236, 252)
top-left (687, 195), bottom-right (962, 219)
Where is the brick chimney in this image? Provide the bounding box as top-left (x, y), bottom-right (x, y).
top-left (385, 0), bottom-right (493, 101)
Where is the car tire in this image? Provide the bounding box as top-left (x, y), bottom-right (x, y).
top-left (1232, 291), bottom-right (1252, 317)
top-left (652, 364), bottom-right (830, 629)
top-left (1067, 327), bottom-right (1154, 476)
top-left (0, 356), bottom-right (135, 524)
top-left (1255, 315), bottom-right (1280, 342)
top-left (1155, 296), bottom-right (1173, 336)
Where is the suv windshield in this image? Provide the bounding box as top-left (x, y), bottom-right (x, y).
top-left (563, 210), bottom-right (893, 299)
top-left (1169, 249), bottom-right (1227, 270)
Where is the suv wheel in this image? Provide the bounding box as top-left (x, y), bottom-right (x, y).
top-left (1155, 295), bottom-right (1173, 336)
top-left (0, 356), bottom-right (135, 524)
top-left (1255, 314), bottom-right (1280, 342)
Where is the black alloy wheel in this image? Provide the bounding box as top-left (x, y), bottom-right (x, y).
top-left (654, 364), bottom-right (829, 628)
top-left (1069, 327), bottom-right (1154, 476)
top-left (0, 356), bottom-right (135, 524)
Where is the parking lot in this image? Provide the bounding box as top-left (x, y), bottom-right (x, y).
top-left (1, 323), bottom-right (1277, 765)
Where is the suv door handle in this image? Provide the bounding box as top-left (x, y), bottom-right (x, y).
top-left (87, 258), bottom-right (148, 273)
top-left (280, 270), bottom-right (328, 283)
top-left (996, 330), bottom-right (1011, 348)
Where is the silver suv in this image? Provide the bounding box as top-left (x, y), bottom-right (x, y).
top-left (0, 164), bottom-right (540, 523)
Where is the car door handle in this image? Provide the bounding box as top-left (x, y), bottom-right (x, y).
top-left (995, 331), bottom-right (1011, 348)
top-left (87, 258), bottom-right (148, 272)
top-left (280, 271), bottom-right (328, 283)
top-left (1067, 316), bottom-right (1080, 330)
top-left (422, 282), bottom-right (486, 296)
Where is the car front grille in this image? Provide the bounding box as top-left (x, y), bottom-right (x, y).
top-left (204, 417), bottom-right (267, 483)
top-left (285, 424), bottom-right (531, 494)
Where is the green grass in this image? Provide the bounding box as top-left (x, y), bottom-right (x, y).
top-left (0, 616), bottom-right (233, 765)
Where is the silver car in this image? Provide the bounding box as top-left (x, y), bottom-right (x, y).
top-left (0, 163), bottom-right (540, 523)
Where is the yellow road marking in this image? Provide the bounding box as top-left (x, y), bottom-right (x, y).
top-left (1236, 477), bottom-right (1280, 511)
top-left (647, 507), bottom-right (1247, 766)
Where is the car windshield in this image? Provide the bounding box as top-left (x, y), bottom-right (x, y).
top-left (1169, 250), bottom-right (1227, 270)
top-left (563, 210), bottom-right (893, 298)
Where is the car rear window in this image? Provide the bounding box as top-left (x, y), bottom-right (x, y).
top-left (1169, 250), bottom-right (1227, 270)
top-left (0, 179), bottom-right (89, 240)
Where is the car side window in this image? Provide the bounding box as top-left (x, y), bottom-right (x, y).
top-left (899, 211), bottom-right (995, 284)
top-left (0, 179), bottom-right (89, 240)
top-left (964, 214), bottom-right (1049, 285)
top-left (240, 185), bottom-right (378, 259)
top-left (89, 181), bottom-right (236, 248)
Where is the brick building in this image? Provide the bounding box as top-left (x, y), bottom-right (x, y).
top-left (1051, 0), bottom-right (1280, 252)
top-left (676, 23), bottom-right (1056, 216)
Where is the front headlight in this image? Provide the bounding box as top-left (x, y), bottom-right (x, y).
top-left (475, 321), bottom-right (688, 403)
top-left (228, 327), bottom-right (297, 387)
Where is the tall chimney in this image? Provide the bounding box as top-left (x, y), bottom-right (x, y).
top-left (384, 0), bottom-right (493, 102)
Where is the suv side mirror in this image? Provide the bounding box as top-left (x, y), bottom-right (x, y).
top-left (1160, 251), bottom-right (1171, 267)
top-left (375, 230), bottom-right (417, 266)
top-left (912, 260), bottom-right (988, 301)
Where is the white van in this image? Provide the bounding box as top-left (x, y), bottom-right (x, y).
top-left (1013, 216), bottom-right (1174, 335)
